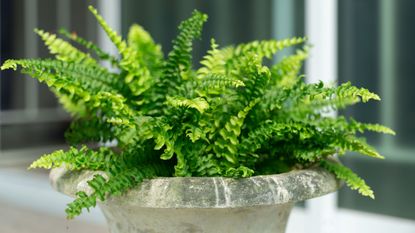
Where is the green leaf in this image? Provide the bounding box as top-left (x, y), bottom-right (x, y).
top-left (167, 96), bottom-right (209, 113)
top-left (35, 28), bottom-right (97, 65)
top-left (321, 159), bottom-right (375, 199)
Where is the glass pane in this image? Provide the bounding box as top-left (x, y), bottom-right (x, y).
top-left (121, 0), bottom-right (274, 65)
top-left (1, 122), bottom-right (69, 150)
top-left (395, 0), bottom-right (415, 147)
top-left (0, 0), bottom-right (97, 151)
top-left (338, 0), bottom-right (381, 145)
top-left (338, 0), bottom-right (415, 220)
top-left (339, 157), bottom-right (415, 220)
top-left (1, 0), bottom-right (26, 111)
top-left (37, 0), bottom-right (58, 109)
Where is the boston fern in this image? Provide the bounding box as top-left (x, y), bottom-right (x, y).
top-left (1, 6), bottom-right (394, 219)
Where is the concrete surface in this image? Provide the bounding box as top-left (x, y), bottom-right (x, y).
top-left (0, 201), bottom-right (107, 233)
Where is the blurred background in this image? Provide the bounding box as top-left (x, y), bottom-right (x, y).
top-left (0, 0), bottom-right (414, 232)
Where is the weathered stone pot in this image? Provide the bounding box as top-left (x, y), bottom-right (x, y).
top-left (50, 166), bottom-right (340, 233)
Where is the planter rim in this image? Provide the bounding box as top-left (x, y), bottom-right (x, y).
top-left (50, 164), bottom-right (341, 209)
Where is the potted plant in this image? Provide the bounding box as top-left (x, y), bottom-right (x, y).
top-left (1, 6), bottom-right (394, 233)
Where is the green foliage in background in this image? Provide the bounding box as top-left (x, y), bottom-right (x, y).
top-left (1, 6), bottom-right (394, 219)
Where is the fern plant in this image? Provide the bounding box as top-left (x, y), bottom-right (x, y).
top-left (1, 6), bottom-right (394, 219)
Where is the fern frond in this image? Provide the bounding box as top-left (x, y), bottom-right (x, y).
top-left (89, 6), bottom-right (152, 96)
top-left (1, 59), bottom-right (129, 117)
top-left (271, 46), bottom-right (309, 87)
top-left (239, 121), bottom-right (306, 154)
top-left (197, 73), bottom-right (245, 91)
top-left (214, 99), bottom-right (259, 164)
top-left (29, 146), bottom-right (117, 171)
top-left (1, 60), bottom-right (94, 116)
top-left (127, 24), bottom-right (163, 70)
top-left (185, 126), bottom-right (206, 143)
top-left (315, 117), bottom-right (395, 136)
top-left (224, 165), bottom-right (254, 178)
top-left (35, 29), bottom-right (97, 65)
top-left (66, 191), bottom-right (97, 218)
top-left (279, 81), bottom-right (381, 119)
top-left (335, 82), bottom-right (380, 103)
top-left (126, 24), bottom-right (165, 96)
top-left (155, 133), bottom-right (175, 161)
top-left (321, 159), bottom-right (374, 199)
top-left (166, 96), bottom-right (209, 113)
top-left (161, 10), bottom-right (208, 92)
top-left (234, 37), bottom-right (306, 59)
top-left (65, 118), bottom-right (114, 145)
top-left (259, 87), bottom-right (287, 113)
top-left (88, 92), bottom-right (136, 126)
top-left (235, 53), bottom-right (271, 101)
top-left (1, 59), bottom-right (119, 94)
top-left (35, 145), bottom-right (172, 219)
top-left (239, 121), bottom-right (286, 155)
top-left (52, 89), bottom-right (88, 117)
top-left (59, 28), bottom-right (119, 65)
top-left (359, 123), bottom-right (395, 135)
top-left (88, 6), bottom-right (135, 69)
top-left (335, 136), bottom-right (384, 159)
top-left (140, 10), bottom-right (208, 115)
top-left (197, 38), bottom-right (226, 77)
top-left (66, 166), bottom-right (158, 218)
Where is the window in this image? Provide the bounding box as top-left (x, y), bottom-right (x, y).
top-left (338, 0), bottom-right (415, 220)
top-left (1, 0), bottom-right (98, 156)
top-left (1, 0), bottom-right (413, 231)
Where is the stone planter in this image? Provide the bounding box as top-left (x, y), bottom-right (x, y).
top-left (50, 166), bottom-right (340, 233)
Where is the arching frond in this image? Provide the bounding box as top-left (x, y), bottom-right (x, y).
top-left (234, 37), bottom-right (306, 59)
top-left (35, 29), bottom-right (97, 65)
top-left (197, 38), bottom-right (226, 77)
top-left (321, 159), bottom-right (374, 199)
top-left (59, 28), bottom-right (119, 65)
